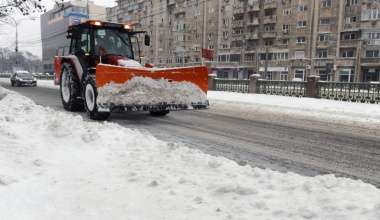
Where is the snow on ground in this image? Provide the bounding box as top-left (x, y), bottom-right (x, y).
top-left (97, 77), bottom-right (208, 107)
top-left (208, 91), bottom-right (380, 129)
top-left (1, 87), bottom-right (380, 220)
top-left (35, 79), bottom-right (58, 89)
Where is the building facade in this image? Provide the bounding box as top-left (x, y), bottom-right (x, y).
top-left (106, 0), bottom-right (380, 82)
top-left (40, 0), bottom-right (105, 74)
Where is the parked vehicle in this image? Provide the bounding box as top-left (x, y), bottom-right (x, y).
top-left (10, 70), bottom-right (37, 87)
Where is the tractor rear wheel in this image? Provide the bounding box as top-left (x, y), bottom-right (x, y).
top-left (60, 63), bottom-right (84, 111)
top-left (83, 76), bottom-right (110, 121)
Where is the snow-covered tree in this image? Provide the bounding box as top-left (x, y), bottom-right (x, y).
top-left (0, 0), bottom-right (45, 17)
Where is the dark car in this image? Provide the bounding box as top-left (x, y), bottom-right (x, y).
top-left (10, 71), bottom-right (37, 87)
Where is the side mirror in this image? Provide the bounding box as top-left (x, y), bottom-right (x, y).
top-left (144, 34), bottom-right (150, 46)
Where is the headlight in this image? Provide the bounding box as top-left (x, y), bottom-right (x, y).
top-left (33, 77), bottom-right (37, 81)
top-left (15, 77), bottom-right (21, 80)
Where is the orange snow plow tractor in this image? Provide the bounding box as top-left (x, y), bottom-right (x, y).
top-left (54, 20), bottom-right (209, 120)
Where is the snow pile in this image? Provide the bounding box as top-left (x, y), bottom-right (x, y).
top-left (1, 87), bottom-right (380, 219)
top-left (208, 91), bottom-right (380, 129)
top-left (97, 76), bottom-right (208, 107)
top-left (117, 59), bottom-right (143, 67)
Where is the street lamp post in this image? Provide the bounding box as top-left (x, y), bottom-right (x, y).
top-left (0, 16), bottom-right (38, 66)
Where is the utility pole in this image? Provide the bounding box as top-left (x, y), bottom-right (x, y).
top-left (201, 0), bottom-right (207, 65)
top-left (87, 0), bottom-right (90, 19)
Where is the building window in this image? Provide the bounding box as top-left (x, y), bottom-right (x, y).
top-left (297, 36), bottom-right (306, 44)
top-left (320, 18), bottom-right (330, 25)
top-left (319, 33), bottom-right (329, 41)
top-left (363, 8), bottom-right (380, 20)
top-left (280, 73), bottom-right (288, 81)
top-left (264, 24), bottom-right (275, 32)
top-left (369, 32), bottom-right (380, 39)
top-left (346, 0), bottom-right (358, 6)
top-left (283, 9), bottom-right (292, 15)
top-left (345, 16), bottom-right (357, 23)
top-left (317, 49), bottom-right (328, 58)
top-left (341, 32), bottom-right (357, 40)
top-left (318, 70), bottom-right (329, 81)
top-left (365, 50), bottom-right (380, 58)
top-left (339, 69), bottom-right (354, 82)
top-left (294, 69), bottom-right (305, 81)
top-left (281, 39), bottom-right (289, 45)
top-left (264, 39), bottom-right (274, 46)
top-left (298, 5), bottom-right (308, 12)
top-left (322, 0), bottom-right (332, 8)
top-left (341, 49), bottom-right (355, 58)
top-left (297, 21), bottom-right (307, 28)
top-left (282, 24), bottom-right (289, 32)
top-left (245, 53), bottom-right (255, 61)
top-left (230, 54), bottom-right (241, 62)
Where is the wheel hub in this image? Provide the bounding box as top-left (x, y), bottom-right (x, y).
top-left (85, 84), bottom-right (95, 111)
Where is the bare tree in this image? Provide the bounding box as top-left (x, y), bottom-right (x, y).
top-left (0, 0), bottom-right (46, 17)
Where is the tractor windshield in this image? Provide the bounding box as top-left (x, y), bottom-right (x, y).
top-left (94, 28), bottom-right (133, 59)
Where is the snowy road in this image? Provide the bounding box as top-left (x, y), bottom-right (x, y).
top-left (1, 80), bottom-right (380, 187)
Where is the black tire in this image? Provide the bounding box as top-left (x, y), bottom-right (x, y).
top-left (11, 81), bottom-right (14, 87)
top-left (149, 110), bottom-right (170, 117)
top-left (83, 76), bottom-right (110, 121)
top-left (60, 63), bottom-right (84, 112)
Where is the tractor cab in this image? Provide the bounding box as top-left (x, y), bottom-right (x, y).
top-left (67, 20), bottom-right (149, 70)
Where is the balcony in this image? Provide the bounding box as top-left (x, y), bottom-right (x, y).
top-left (245, 33), bottom-right (259, 40)
top-left (231, 33), bottom-right (244, 40)
top-left (312, 58), bottom-right (334, 67)
top-left (232, 20), bottom-right (244, 27)
top-left (343, 23), bottom-right (360, 30)
top-left (174, 7), bottom-right (186, 14)
top-left (365, 39), bottom-right (380, 45)
top-left (263, 1), bottom-right (277, 9)
top-left (167, 0), bottom-right (175, 6)
top-left (340, 39), bottom-right (359, 47)
top-left (233, 7), bottom-right (245, 15)
top-left (247, 18), bottom-right (259, 26)
top-left (261, 32), bottom-right (276, 38)
top-left (262, 15), bottom-right (277, 24)
top-left (247, 5), bottom-right (260, 13)
top-left (361, 57), bottom-right (380, 66)
top-left (336, 58), bottom-right (355, 67)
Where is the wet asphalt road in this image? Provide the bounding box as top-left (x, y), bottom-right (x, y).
top-left (1, 80), bottom-right (380, 187)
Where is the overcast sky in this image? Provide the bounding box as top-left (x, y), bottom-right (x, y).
top-left (0, 0), bottom-right (116, 58)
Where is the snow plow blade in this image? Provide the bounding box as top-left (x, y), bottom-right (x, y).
top-left (95, 64), bottom-right (209, 112)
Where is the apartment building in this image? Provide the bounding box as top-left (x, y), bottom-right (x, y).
top-left (107, 0), bottom-right (380, 82)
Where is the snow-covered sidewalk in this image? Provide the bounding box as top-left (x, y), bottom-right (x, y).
top-left (208, 91), bottom-right (380, 129)
top-left (1, 86), bottom-right (380, 219)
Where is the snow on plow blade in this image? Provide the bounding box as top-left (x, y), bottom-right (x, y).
top-left (95, 64), bottom-right (209, 112)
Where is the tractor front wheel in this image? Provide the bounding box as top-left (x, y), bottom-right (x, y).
top-left (83, 76), bottom-right (110, 121)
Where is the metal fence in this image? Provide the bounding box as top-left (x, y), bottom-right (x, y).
top-left (317, 82), bottom-right (380, 104)
top-left (257, 80), bottom-right (307, 97)
top-left (214, 78), bottom-right (249, 93)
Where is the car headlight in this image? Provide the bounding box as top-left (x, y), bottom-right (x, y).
top-left (33, 77), bottom-right (37, 81)
top-left (15, 77), bottom-right (21, 80)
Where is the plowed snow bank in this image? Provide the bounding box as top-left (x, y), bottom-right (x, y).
top-left (97, 76), bottom-right (207, 106)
